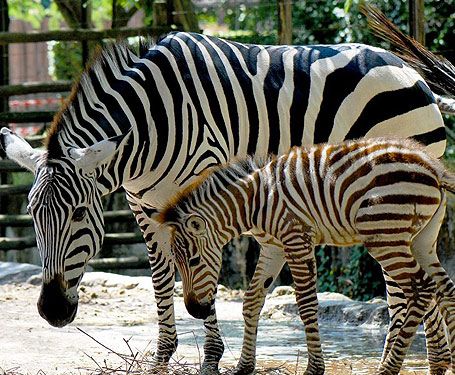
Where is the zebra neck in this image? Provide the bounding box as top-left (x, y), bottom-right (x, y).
top-left (199, 166), bottom-right (259, 239)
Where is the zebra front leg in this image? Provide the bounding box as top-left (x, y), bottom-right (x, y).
top-left (201, 300), bottom-right (224, 375)
top-left (146, 229), bottom-right (179, 365)
top-left (126, 198), bottom-right (178, 367)
top-left (232, 236), bottom-right (286, 375)
top-left (283, 239), bottom-right (324, 375)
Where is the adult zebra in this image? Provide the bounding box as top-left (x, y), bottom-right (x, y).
top-left (0, 31), bottom-right (452, 374)
top-left (155, 137), bottom-right (455, 375)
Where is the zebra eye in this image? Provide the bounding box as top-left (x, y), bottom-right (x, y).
top-left (72, 207), bottom-right (87, 222)
top-left (189, 255), bottom-right (201, 267)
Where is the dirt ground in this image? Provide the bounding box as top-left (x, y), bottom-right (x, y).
top-left (0, 272), bottom-right (430, 375)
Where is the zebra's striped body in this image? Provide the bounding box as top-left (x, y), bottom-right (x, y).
top-left (158, 138), bottom-right (455, 375)
top-left (0, 30), bottom-right (453, 374)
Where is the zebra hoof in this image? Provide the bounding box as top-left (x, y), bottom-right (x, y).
top-left (303, 364), bottom-right (325, 375)
top-left (429, 367), bottom-right (449, 375)
top-left (200, 363), bottom-right (220, 375)
top-left (230, 364), bottom-right (255, 375)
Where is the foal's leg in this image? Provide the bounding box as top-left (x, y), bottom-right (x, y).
top-left (283, 235), bottom-right (324, 375)
top-left (201, 299), bottom-right (225, 374)
top-left (364, 240), bottom-right (436, 375)
top-left (381, 273), bottom-right (450, 375)
top-left (409, 195), bottom-right (455, 372)
top-left (409, 197), bottom-right (451, 375)
top-left (232, 235), bottom-right (286, 375)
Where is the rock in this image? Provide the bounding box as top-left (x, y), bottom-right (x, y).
top-left (270, 286), bottom-right (295, 297)
top-left (27, 274), bottom-right (42, 285)
top-left (0, 262), bottom-right (41, 285)
top-left (80, 272), bottom-right (152, 291)
top-left (262, 288), bottom-right (389, 327)
top-left (174, 281), bottom-right (184, 297)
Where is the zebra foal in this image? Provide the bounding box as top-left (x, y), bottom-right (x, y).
top-left (156, 138), bottom-right (455, 375)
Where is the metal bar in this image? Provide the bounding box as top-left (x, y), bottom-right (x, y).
top-left (0, 26), bottom-right (170, 45)
top-left (0, 210), bottom-right (134, 226)
top-left (0, 184), bottom-right (31, 196)
top-left (0, 232), bottom-right (144, 251)
top-left (88, 256), bottom-right (149, 270)
top-left (0, 111), bottom-right (55, 122)
top-left (0, 81), bottom-right (72, 97)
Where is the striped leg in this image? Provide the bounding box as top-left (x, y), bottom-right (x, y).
top-left (409, 196), bottom-right (455, 372)
top-left (201, 300), bottom-right (224, 374)
top-left (232, 237), bottom-right (286, 375)
top-left (409, 196), bottom-right (451, 375)
top-left (381, 272), bottom-right (405, 365)
top-left (131, 206), bottom-right (179, 365)
top-left (283, 235), bottom-right (324, 375)
top-left (381, 274), bottom-right (450, 375)
top-left (364, 240), bottom-right (436, 375)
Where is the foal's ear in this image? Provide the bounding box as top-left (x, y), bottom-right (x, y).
top-left (185, 215), bottom-right (207, 235)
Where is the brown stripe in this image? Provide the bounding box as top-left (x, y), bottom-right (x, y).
top-left (358, 227), bottom-right (413, 235)
top-left (345, 171), bottom-right (438, 222)
top-left (359, 194), bottom-right (439, 209)
top-left (364, 240), bottom-right (411, 249)
top-left (356, 213), bottom-right (431, 222)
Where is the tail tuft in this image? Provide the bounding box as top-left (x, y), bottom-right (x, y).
top-left (361, 4), bottom-right (455, 99)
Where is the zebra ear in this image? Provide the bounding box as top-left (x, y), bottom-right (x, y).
top-left (0, 127), bottom-right (44, 173)
top-left (70, 129), bottom-right (132, 173)
top-left (185, 215), bottom-right (207, 235)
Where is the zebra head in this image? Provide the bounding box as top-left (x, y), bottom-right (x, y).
top-left (0, 127), bottom-right (128, 327)
top-left (164, 213), bottom-right (221, 320)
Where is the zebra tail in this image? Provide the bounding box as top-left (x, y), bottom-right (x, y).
top-left (361, 4), bottom-right (455, 114)
top-left (440, 169), bottom-right (455, 194)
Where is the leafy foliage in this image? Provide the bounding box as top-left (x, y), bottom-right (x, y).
top-left (316, 245), bottom-right (385, 301)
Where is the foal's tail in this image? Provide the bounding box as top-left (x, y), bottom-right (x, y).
top-left (361, 4), bottom-right (455, 115)
top-left (440, 169), bottom-right (455, 194)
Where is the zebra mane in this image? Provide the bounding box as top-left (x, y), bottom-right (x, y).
top-left (157, 155), bottom-right (274, 225)
top-left (45, 37), bottom-right (155, 159)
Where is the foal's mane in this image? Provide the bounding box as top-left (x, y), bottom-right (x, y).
top-left (157, 156), bottom-right (273, 224)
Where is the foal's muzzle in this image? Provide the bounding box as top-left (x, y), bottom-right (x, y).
top-left (185, 291), bottom-right (212, 320)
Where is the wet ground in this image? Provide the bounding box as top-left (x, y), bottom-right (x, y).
top-left (0, 271), bottom-right (430, 374)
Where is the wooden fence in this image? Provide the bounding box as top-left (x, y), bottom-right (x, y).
top-left (0, 3), bottom-right (172, 270)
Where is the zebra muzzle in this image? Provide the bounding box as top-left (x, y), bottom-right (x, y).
top-left (37, 275), bottom-right (78, 328)
top-left (184, 291), bottom-right (212, 320)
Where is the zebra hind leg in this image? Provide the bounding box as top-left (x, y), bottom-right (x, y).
top-left (365, 241), bottom-right (436, 375)
top-left (231, 237), bottom-right (286, 375)
top-left (410, 197), bottom-right (451, 375)
top-left (380, 273), bottom-right (405, 364)
top-left (380, 275), bottom-right (450, 375)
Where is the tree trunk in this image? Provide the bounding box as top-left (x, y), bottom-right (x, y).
top-left (0, 0), bottom-right (9, 238)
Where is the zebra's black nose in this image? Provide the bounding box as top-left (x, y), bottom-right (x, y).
top-left (37, 275), bottom-right (78, 328)
top-left (185, 291), bottom-right (212, 320)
